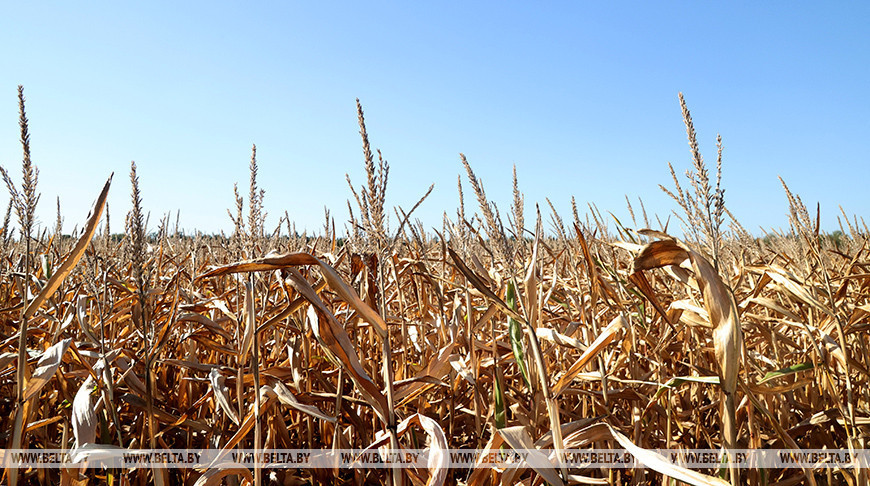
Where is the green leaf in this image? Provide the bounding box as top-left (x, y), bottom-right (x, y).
top-left (759, 362), bottom-right (814, 384)
top-left (506, 281), bottom-right (531, 390)
top-left (494, 371), bottom-right (506, 430)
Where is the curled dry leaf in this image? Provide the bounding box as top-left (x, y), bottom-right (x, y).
top-left (239, 281), bottom-right (255, 361)
top-left (536, 327), bottom-right (588, 351)
top-left (766, 269), bottom-right (835, 317)
top-left (208, 368), bottom-right (239, 425)
top-left (631, 238), bottom-right (743, 396)
top-left (394, 344), bottom-right (455, 404)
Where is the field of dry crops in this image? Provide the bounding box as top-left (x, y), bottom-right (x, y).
top-left (1, 88), bottom-right (868, 486)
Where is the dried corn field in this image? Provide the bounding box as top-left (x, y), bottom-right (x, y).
top-left (1, 89), bottom-right (869, 486)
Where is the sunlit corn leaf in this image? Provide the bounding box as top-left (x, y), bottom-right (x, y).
top-left (406, 413), bottom-right (449, 486)
top-left (553, 314), bottom-right (627, 397)
top-left (208, 368), bottom-right (239, 425)
top-left (395, 344), bottom-right (455, 404)
top-left (278, 266), bottom-right (389, 422)
top-left (448, 354), bottom-right (476, 386)
top-left (272, 380), bottom-right (336, 423)
top-left (23, 338), bottom-right (71, 402)
top-left (360, 413), bottom-right (449, 486)
top-left (68, 444), bottom-right (124, 465)
top-left (75, 295), bottom-right (99, 344)
top-left (535, 328), bottom-right (587, 350)
top-left (114, 356), bottom-right (149, 398)
top-left (72, 374), bottom-right (98, 448)
top-left (766, 268), bottom-right (834, 318)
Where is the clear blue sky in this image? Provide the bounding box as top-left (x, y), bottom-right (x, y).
top-left (1, 2), bottom-right (867, 237)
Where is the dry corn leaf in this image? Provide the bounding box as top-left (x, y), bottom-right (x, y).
top-left (358, 413), bottom-right (449, 486)
top-left (536, 327), bottom-right (587, 351)
top-left (633, 236), bottom-right (743, 464)
top-left (208, 368), bottom-right (239, 425)
top-left (303, 299), bottom-right (389, 423)
top-left (72, 374), bottom-right (97, 448)
top-left (744, 296), bottom-right (802, 322)
top-left (553, 314), bottom-right (627, 397)
top-left (177, 313), bottom-right (233, 340)
top-left (240, 281), bottom-right (255, 361)
top-left (203, 385), bottom-right (278, 469)
top-left (23, 338), bottom-right (71, 402)
top-left (497, 426), bottom-right (564, 486)
top-left (197, 252), bottom-right (388, 338)
top-left (523, 225), bottom-right (540, 328)
top-left (448, 354), bottom-right (476, 386)
top-left (272, 380), bottom-right (336, 423)
top-left (466, 432), bottom-right (506, 486)
top-left (395, 344), bottom-right (455, 404)
top-left (25, 175), bottom-right (112, 319)
top-left (765, 268), bottom-right (834, 317)
top-left (633, 238), bottom-right (743, 396)
top-left (603, 423), bottom-right (731, 486)
top-left (403, 413), bottom-right (449, 486)
top-left (447, 247), bottom-right (523, 322)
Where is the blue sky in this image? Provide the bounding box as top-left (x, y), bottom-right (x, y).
top-left (1, 2), bottom-right (867, 237)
